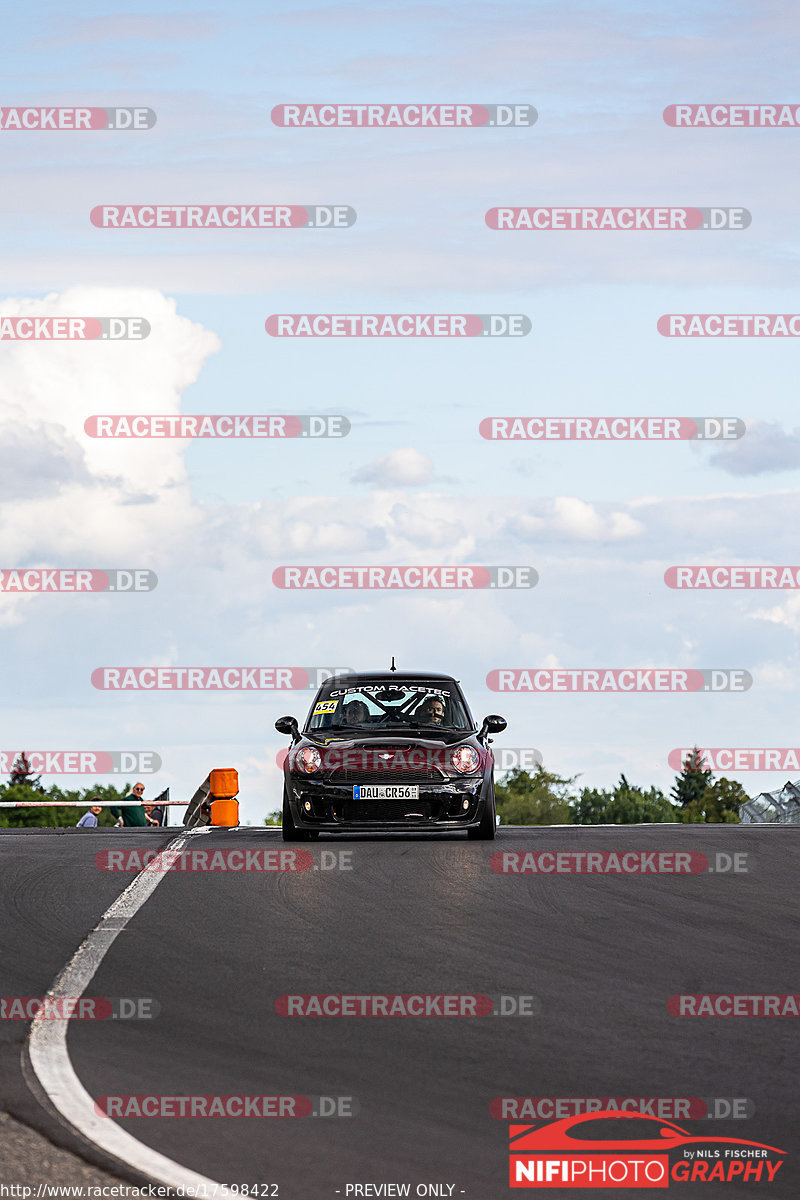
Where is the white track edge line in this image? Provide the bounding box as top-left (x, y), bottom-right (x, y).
top-left (25, 827), bottom-right (228, 1192)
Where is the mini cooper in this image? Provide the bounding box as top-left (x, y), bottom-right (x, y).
top-left (276, 671), bottom-right (506, 840)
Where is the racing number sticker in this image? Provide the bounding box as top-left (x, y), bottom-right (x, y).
top-left (313, 700), bottom-right (338, 714)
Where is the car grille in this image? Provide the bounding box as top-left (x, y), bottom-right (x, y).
top-left (329, 768), bottom-right (446, 783)
top-left (334, 799), bottom-right (435, 822)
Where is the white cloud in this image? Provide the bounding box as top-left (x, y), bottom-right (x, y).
top-left (386, 501), bottom-right (471, 551)
top-left (0, 286), bottom-right (219, 563)
top-left (747, 658), bottom-right (798, 689)
top-left (708, 420), bottom-right (800, 476)
top-left (352, 446), bottom-right (435, 486)
top-left (0, 421), bottom-right (90, 499)
top-left (507, 496), bottom-right (645, 542)
top-left (751, 593), bottom-right (800, 633)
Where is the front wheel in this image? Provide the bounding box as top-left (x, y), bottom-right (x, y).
top-left (282, 788), bottom-right (312, 841)
top-left (467, 790), bottom-right (496, 840)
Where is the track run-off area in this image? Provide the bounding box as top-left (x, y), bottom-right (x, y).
top-left (0, 824), bottom-right (797, 1198)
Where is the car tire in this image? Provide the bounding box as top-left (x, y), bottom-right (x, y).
top-left (282, 787), bottom-right (312, 842)
top-left (467, 788), bottom-right (496, 840)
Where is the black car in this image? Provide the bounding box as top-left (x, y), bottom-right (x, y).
top-left (276, 672), bottom-right (506, 840)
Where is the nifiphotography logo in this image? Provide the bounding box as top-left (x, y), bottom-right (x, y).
top-left (508, 1111), bottom-right (785, 1187)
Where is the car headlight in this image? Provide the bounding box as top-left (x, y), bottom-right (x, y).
top-left (451, 746), bottom-right (480, 773)
top-left (295, 746), bottom-right (322, 773)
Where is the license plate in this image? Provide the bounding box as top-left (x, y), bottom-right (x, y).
top-left (353, 785), bottom-right (420, 800)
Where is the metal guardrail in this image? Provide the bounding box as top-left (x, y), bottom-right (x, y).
top-left (182, 773), bottom-right (212, 827)
top-left (741, 779), bottom-right (800, 824)
top-left (0, 799), bottom-right (188, 808)
top-left (0, 772), bottom-right (235, 827)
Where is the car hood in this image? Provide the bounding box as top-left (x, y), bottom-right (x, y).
top-left (304, 730), bottom-right (479, 748)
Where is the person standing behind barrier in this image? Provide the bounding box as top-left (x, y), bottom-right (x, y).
top-left (110, 782), bottom-right (147, 827)
top-left (76, 800), bottom-right (103, 828)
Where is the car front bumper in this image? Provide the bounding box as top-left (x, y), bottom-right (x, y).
top-left (286, 774), bottom-right (488, 831)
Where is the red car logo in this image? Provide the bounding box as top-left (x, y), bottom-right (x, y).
top-left (511, 1110), bottom-right (785, 1153)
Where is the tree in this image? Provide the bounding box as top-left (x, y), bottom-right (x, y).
top-left (671, 747), bottom-right (713, 809)
top-left (678, 776), bottom-right (745, 824)
top-left (9, 752), bottom-right (43, 791)
top-left (669, 747), bottom-right (743, 823)
top-left (495, 765), bottom-right (577, 826)
top-left (573, 774), bottom-right (676, 824)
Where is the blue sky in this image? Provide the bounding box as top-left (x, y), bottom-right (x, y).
top-left (1, 1), bottom-right (799, 821)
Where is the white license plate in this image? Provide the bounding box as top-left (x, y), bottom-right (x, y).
top-left (353, 785), bottom-right (420, 800)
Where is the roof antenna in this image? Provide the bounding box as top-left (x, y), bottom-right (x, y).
top-left (390, 656), bottom-right (397, 672)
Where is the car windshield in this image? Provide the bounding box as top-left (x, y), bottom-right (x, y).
top-left (307, 680), bottom-right (472, 733)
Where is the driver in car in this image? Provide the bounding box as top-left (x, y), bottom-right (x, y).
top-left (343, 699), bottom-right (370, 727)
top-left (416, 697), bottom-right (445, 725)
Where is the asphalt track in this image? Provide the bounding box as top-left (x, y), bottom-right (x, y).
top-left (1, 824), bottom-right (798, 1198)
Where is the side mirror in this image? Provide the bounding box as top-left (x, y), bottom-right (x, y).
top-left (275, 716), bottom-right (300, 742)
top-left (480, 714), bottom-right (507, 739)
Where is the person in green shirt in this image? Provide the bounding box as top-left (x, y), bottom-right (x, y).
top-left (110, 781), bottom-right (148, 827)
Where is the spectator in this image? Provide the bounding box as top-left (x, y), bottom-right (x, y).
top-left (144, 804), bottom-right (162, 827)
top-left (76, 800), bottom-right (103, 828)
top-left (110, 781), bottom-right (147, 827)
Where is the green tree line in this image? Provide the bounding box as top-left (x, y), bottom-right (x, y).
top-left (496, 748), bottom-right (747, 825)
top-left (0, 748), bottom-right (749, 828)
top-left (0, 753), bottom-right (134, 827)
